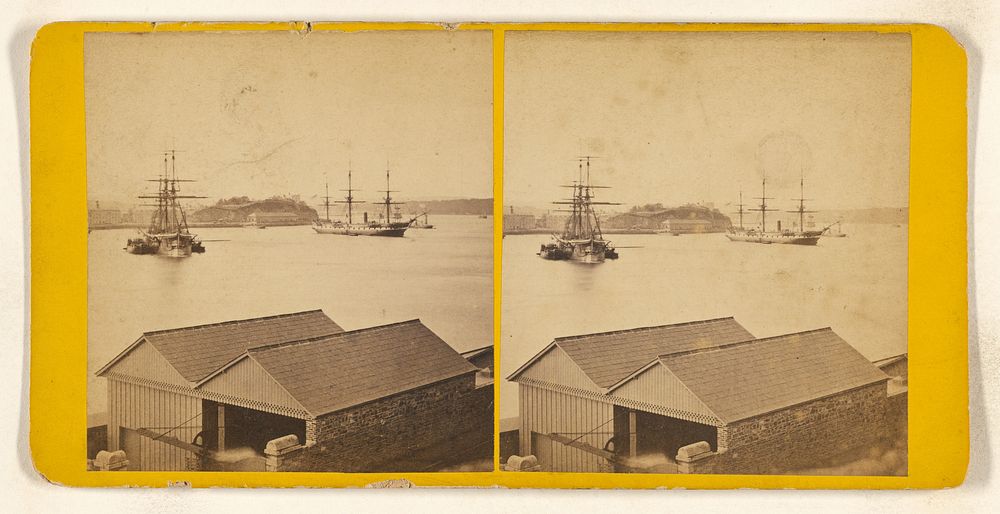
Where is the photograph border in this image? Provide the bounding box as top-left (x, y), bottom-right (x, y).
top-left (29, 21), bottom-right (966, 488)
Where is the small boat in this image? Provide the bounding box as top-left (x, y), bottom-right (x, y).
top-left (823, 221), bottom-right (847, 238)
top-left (409, 212), bottom-right (435, 229)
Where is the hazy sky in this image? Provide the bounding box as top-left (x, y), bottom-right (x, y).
top-left (504, 31), bottom-right (911, 211)
top-left (85, 31), bottom-right (493, 206)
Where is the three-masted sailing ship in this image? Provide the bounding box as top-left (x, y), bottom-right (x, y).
top-left (538, 157), bottom-right (620, 263)
top-left (312, 164), bottom-right (419, 237)
top-left (726, 174), bottom-right (827, 245)
top-left (125, 151), bottom-right (205, 257)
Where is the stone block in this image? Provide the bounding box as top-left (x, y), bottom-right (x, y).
top-left (94, 450), bottom-right (128, 471)
top-left (676, 441), bottom-right (713, 462)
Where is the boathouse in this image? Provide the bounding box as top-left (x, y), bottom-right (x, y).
top-left (96, 310), bottom-right (493, 472)
top-left (507, 318), bottom-right (896, 474)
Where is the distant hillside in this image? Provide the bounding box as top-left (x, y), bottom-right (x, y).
top-left (190, 196), bottom-right (318, 224)
top-left (823, 207), bottom-right (908, 225)
top-left (605, 203), bottom-right (732, 231)
top-left (404, 198), bottom-right (492, 216)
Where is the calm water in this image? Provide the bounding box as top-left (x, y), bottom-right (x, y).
top-left (500, 224), bottom-right (907, 419)
top-left (88, 215), bottom-right (493, 417)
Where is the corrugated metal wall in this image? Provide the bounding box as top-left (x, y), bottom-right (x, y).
top-left (518, 382), bottom-right (615, 472)
top-left (198, 357), bottom-right (309, 418)
top-left (517, 346), bottom-right (602, 392)
top-left (107, 378), bottom-right (202, 471)
top-left (611, 363), bottom-right (720, 425)
top-left (105, 340), bottom-right (190, 387)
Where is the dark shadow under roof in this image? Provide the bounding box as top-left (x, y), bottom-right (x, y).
top-left (553, 317), bottom-right (755, 388)
top-left (246, 319), bottom-right (478, 416)
top-left (143, 310), bottom-right (344, 382)
top-left (659, 328), bottom-right (891, 422)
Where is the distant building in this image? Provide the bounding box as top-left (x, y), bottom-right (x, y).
top-left (190, 205), bottom-right (246, 223)
top-left (661, 218), bottom-right (714, 234)
top-left (246, 211), bottom-right (303, 226)
top-left (88, 209), bottom-right (122, 226)
top-left (190, 198), bottom-right (318, 225)
top-left (96, 310), bottom-right (492, 472)
top-left (605, 205), bottom-right (731, 232)
top-left (537, 213), bottom-right (568, 230)
top-left (507, 318), bottom-right (901, 474)
top-left (606, 211), bottom-right (663, 230)
top-left (124, 209), bottom-right (155, 225)
top-left (504, 214), bottom-right (537, 232)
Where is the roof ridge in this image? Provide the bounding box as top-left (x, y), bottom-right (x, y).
top-left (659, 327), bottom-right (834, 359)
top-left (142, 309), bottom-right (328, 337)
top-left (554, 317), bottom-right (738, 343)
top-left (248, 318), bottom-right (424, 353)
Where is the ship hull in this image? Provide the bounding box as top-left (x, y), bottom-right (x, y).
top-left (313, 222), bottom-right (408, 237)
top-left (568, 242), bottom-right (606, 263)
top-left (125, 239), bottom-right (158, 255)
top-left (127, 233), bottom-right (199, 257)
top-left (155, 234), bottom-right (196, 257)
top-left (539, 239), bottom-right (610, 263)
top-left (726, 231), bottom-right (822, 246)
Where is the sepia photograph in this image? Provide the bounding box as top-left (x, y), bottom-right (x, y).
top-left (500, 31), bottom-right (910, 475)
top-left (84, 29), bottom-right (495, 472)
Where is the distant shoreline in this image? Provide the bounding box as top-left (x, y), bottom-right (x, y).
top-left (88, 213), bottom-right (491, 231)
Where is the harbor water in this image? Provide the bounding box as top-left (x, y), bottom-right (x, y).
top-left (87, 215), bottom-right (493, 418)
top-left (500, 224), bottom-right (907, 419)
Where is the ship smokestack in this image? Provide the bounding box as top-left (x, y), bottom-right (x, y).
top-left (364, 212), bottom-right (368, 223)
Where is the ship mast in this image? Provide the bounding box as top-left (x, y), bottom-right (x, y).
top-left (138, 150), bottom-right (202, 234)
top-left (749, 177), bottom-right (777, 232)
top-left (335, 163), bottom-right (363, 224)
top-left (735, 190), bottom-right (746, 229)
top-left (552, 156), bottom-right (618, 240)
top-left (379, 161), bottom-right (403, 223)
top-left (786, 171), bottom-right (817, 232)
top-left (321, 180), bottom-right (332, 222)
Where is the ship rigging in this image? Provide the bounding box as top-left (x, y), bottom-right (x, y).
top-left (726, 172), bottom-right (828, 246)
top-left (125, 151), bottom-right (205, 257)
top-left (313, 162), bottom-right (422, 237)
top-left (538, 156), bottom-right (620, 263)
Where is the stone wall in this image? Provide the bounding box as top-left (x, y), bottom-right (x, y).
top-left (278, 373), bottom-right (492, 472)
top-left (681, 382), bottom-right (889, 475)
top-left (886, 390), bottom-right (907, 437)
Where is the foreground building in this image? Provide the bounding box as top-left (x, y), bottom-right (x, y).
top-left (95, 310), bottom-right (493, 472)
top-left (507, 317), bottom-right (905, 474)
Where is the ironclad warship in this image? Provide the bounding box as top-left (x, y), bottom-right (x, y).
top-left (312, 164), bottom-right (418, 237)
top-left (726, 175), bottom-right (827, 246)
top-left (538, 157), bottom-right (620, 263)
top-left (125, 151), bottom-right (205, 257)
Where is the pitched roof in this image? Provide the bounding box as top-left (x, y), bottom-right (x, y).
top-left (138, 310), bottom-right (344, 382)
top-left (657, 328), bottom-right (890, 422)
top-left (239, 319), bottom-right (478, 416)
top-left (522, 317), bottom-right (755, 388)
top-left (872, 353), bottom-right (907, 368)
top-left (460, 346), bottom-right (493, 361)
